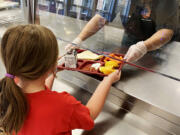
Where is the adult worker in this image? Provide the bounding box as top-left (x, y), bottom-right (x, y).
top-left (66, 0), bottom-right (178, 62)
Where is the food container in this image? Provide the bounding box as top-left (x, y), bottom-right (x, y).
top-left (64, 50), bottom-right (77, 68)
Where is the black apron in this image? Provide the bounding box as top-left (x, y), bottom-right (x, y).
top-left (123, 5), bottom-right (156, 42)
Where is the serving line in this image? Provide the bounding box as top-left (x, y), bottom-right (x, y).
top-left (0, 9), bottom-right (180, 134)
top-left (57, 37), bottom-right (180, 82)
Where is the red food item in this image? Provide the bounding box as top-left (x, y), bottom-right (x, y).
top-left (81, 62), bottom-right (98, 73)
top-left (90, 67), bottom-right (98, 72)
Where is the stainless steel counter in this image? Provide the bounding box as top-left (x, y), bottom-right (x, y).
top-left (52, 78), bottom-right (176, 135)
top-left (38, 11), bottom-right (180, 134)
top-left (0, 8), bottom-right (180, 134)
top-left (38, 11), bottom-right (180, 115)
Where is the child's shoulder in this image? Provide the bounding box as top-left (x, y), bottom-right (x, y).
top-left (46, 90), bottom-right (80, 106)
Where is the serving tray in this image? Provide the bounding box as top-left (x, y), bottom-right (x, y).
top-left (57, 49), bottom-right (124, 77)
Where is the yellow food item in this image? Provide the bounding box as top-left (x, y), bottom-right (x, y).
top-left (99, 66), bottom-right (115, 75)
top-left (105, 61), bottom-right (119, 68)
top-left (99, 53), bottom-right (123, 75)
top-left (77, 50), bottom-right (103, 60)
top-left (100, 60), bottom-right (119, 75)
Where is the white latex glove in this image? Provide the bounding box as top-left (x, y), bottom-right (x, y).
top-left (124, 41), bottom-right (147, 62)
top-left (65, 37), bottom-right (82, 51)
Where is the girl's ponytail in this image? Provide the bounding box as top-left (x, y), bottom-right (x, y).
top-left (0, 24), bottom-right (58, 134)
top-left (0, 77), bottom-right (28, 134)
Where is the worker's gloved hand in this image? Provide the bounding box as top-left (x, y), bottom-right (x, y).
top-left (124, 41), bottom-right (147, 62)
top-left (65, 37), bottom-right (82, 52)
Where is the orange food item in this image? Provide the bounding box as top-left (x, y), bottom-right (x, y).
top-left (109, 53), bottom-right (116, 57)
top-left (100, 53), bottom-right (124, 75)
top-left (104, 53), bottom-right (123, 64)
top-left (104, 57), bottom-right (110, 61)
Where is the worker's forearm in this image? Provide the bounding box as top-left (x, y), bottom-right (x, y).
top-left (86, 77), bottom-right (112, 120)
top-left (144, 29), bottom-right (173, 51)
top-left (77, 14), bottom-right (106, 41)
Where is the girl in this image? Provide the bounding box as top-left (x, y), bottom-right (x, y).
top-left (0, 25), bottom-right (121, 135)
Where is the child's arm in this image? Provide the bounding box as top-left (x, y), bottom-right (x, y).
top-left (86, 70), bottom-right (121, 120)
top-left (46, 57), bottom-right (63, 89)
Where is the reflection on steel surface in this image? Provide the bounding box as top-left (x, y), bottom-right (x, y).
top-left (0, 15), bottom-right (23, 25)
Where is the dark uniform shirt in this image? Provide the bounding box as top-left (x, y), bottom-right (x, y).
top-left (113, 0), bottom-right (178, 46)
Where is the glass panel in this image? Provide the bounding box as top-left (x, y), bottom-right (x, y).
top-left (1, 0), bottom-right (179, 82)
top-left (36, 0), bottom-right (180, 81)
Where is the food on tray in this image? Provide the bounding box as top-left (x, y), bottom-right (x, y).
top-left (58, 49), bottom-right (124, 76)
top-left (90, 67), bottom-right (98, 72)
top-left (105, 61), bottom-right (119, 68)
top-left (109, 53), bottom-right (123, 59)
top-left (91, 63), bottom-right (101, 70)
top-left (104, 53), bottom-right (123, 64)
top-left (82, 63), bottom-right (97, 72)
top-left (99, 66), bottom-right (115, 75)
top-left (77, 50), bottom-right (102, 60)
top-left (100, 58), bottom-right (121, 75)
top-left (82, 66), bottom-right (91, 71)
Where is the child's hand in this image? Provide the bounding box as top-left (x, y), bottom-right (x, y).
top-left (57, 56), bottom-right (64, 72)
top-left (58, 56), bottom-right (63, 60)
top-left (87, 70), bottom-right (121, 120)
top-left (104, 70), bottom-right (121, 84)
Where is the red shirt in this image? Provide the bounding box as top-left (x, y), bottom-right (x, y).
top-left (18, 87), bottom-right (94, 135)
